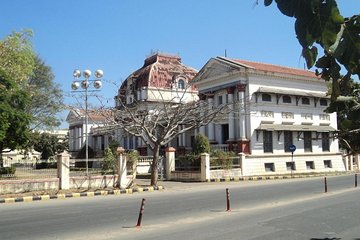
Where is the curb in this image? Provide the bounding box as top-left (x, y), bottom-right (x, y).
top-left (208, 172), bottom-right (352, 183)
top-left (0, 186), bottom-right (164, 204)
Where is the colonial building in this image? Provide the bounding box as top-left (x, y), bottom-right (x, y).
top-left (114, 53), bottom-right (198, 155)
top-left (192, 56), bottom-right (345, 175)
top-left (66, 109), bottom-right (113, 157)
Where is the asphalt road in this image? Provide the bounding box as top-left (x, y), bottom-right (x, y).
top-left (0, 175), bottom-right (359, 240)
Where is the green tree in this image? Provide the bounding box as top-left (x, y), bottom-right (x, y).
top-left (27, 56), bottom-right (64, 130)
top-left (0, 31), bottom-right (64, 130)
top-left (327, 79), bottom-right (360, 154)
top-left (0, 30), bottom-right (35, 84)
top-left (0, 69), bottom-right (32, 165)
top-left (31, 132), bottom-right (69, 160)
top-left (263, 0), bottom-right (360, 100)
top-left (263, 0), bottom-right (360, 154)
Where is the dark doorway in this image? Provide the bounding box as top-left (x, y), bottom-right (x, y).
top-left (221, 124), bottom-right (229, 144)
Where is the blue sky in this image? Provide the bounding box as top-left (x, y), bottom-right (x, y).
top-left (1, 0), bottom-right (359, 128)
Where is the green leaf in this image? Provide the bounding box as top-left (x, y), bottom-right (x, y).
top-left (274, 0), bottom-right (298, 17)
top-left (264, 0), bottom-right (273, 7)
top-left (302, 46), bottom-right (318, 68)
top-left (315, 56), bottom-right (330, 69)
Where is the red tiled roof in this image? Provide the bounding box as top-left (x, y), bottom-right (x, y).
top-left (230, 59), bottom-right (318, 79)
top-left (119, 53), bottom-right (198, 92)
top-left (77, 109), bottom-right (113, 121)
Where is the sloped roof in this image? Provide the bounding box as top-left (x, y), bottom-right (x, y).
top-left (118, 53), bottom-right (198, 94)
top-left (66, 109), bottom-right (113, 123)
top-left (222, 57), bottom-right (318, 79)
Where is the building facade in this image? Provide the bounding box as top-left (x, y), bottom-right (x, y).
top-left (114, 53), bottom-right (198, 155)
top-left (193, 57), bottom-right (345, 175)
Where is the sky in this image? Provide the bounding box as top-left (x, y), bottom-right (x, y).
top-left (1, 0), bottom-right (359, 129)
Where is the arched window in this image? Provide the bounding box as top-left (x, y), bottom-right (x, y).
top-left (178, 79), bottom-right (185, 89)
top-left (262, 93), bottom-right (271, 102)
top-left (301, 97), bottom-right (310, 105)
top-left (282, 95), bottom-right (292, 103)
top-left (320, 98), bottom-right (328, 106)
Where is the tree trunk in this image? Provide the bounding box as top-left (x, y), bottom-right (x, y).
top-left (0, 145), bottom-right (3, 168)
top-left (150, 144), bottom-right (160, 186)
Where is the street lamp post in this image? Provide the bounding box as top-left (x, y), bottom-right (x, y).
top-left (71, 69), bottom-right (103, 176)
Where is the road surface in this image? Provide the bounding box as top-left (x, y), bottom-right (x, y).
top-left (0, 175), bottom-right (359, 239)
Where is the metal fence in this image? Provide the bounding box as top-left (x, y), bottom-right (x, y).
top-left (210, 156), bottom-right (241, 170)
top-left (0, 158), bottom-right (111, 179)
top-left (0, 160), bottom-right (58, 179)
top-left (70, 158), bottom-right (108, 177)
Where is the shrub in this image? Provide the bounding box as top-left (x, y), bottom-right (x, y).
top-left (0, 166), bottom-right (16, 175)
top-left (193, 134), bottom-right (210, 155)
top-left (35, 162), bottom-right (57, 169)
top-left (126, 150), bottom-right (139, 174)
top-left (176, 153), bottom-right (200, 168)
top-left (210, 150), bottom-right (236, 169)
top-left (102, 147), bottom-right (116, 174)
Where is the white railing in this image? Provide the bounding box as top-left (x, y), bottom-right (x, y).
top-left (210, 144), bottom-right (229, 152)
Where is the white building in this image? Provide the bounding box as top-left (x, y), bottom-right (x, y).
top-left (114, 53), bottom-right (198, 155)
top-left (192, 57), bottom-right (345, 175)
top-left (66, 109), bottom-right (113, 157)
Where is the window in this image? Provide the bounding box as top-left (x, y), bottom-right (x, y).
top-left (306, 161), bottom-right (315, 170)
top-left (283, 95), bottom-right (292, 103)
top-left (263, 131), bottom-right (273, 153)
top-left (129, 136), bottom-right (134, 149)
top-left (284, 131), bottom-right (293, 152)
top-left (303, 131), bottom-right (312, 152)
top-left (218, 95), bottom-right (223, 105)
top-left (123, 137), bottom-right (128, 149)
top-left (286, 162), bottom-right (296, 171)
top-left (324, 160), bottom-right (332, 168)
top-left (320, 98), bottom-right (328, 106)
top-left (262, 93), bottom-right (271, 102)
top-left (301, 97), bottom-right (310, 105)
top-left (178, 79), bottom-right (185, 89)
top-left (322, 132), bottom-right (330, 152)
top-left (264, 163), bottom-right (275, 172)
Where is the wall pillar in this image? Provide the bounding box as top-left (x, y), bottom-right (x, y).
top-left (344, 155), bottom-right (349, 171)
top-left (165, 147), bottom-right (176, 180)
top-left (116, 147), bottom-right (127, 188)
top-left (239, 153), bottom-right (248, 176)
top-left (57, 151), bottom-right (70, 190)
top-left (200, 153), bottom-right (210, 182)
top-left (349, 155), bottom-right (354, 171)
top-left (355, 154), bottom-right (360, 171)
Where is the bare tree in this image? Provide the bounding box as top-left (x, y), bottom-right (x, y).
top-left (113, 86), bottom-right (229, 186)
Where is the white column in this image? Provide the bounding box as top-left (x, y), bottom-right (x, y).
top-left (178, 125), bottom-right (182, 146)
top-left (227, 90), bottom-right (235, 141)
top-left (182, 125), bottom-right (186, 147)
top-left (237, 85), bottom-right (246, 140)
top-left (69, 128), bottom-right (74, 151)
top-left (77, 127), bottom-right (81, 150)
top-left (207, 97), bottom-right (215, 141)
